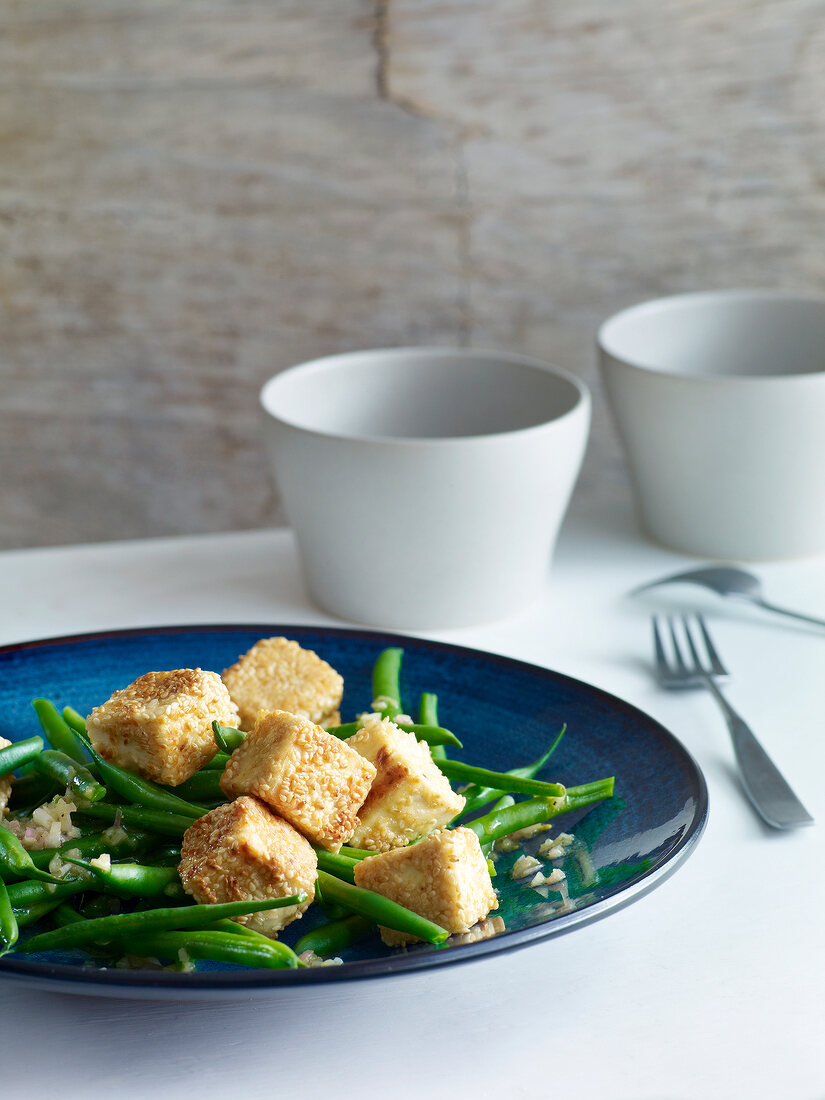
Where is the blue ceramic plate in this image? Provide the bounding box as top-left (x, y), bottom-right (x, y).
top-left (0, 625), bottom-right (707, 997)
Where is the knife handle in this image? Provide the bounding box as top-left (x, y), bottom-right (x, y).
top-left (701, 676), bottom-right (814, 829)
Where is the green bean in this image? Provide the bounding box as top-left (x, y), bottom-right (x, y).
top-left (204, 919), bottom-right (309, 964)
top-left (328, 721), bottom-right (462, 749)
top-left (171, 770), bottom-right (227, 804)
top-left (47, 910), bottom-right (294, 963)
top-left (7, 772), bottom-right (61, 812)
top-left (6, 877), bottom-right (89, 910)
top-left (62, 857), bottom-right (184, 899)
top-left (398, 723), bottom-right (457, 744)
top-left (118, 930), bottom-right (299, 970)
top-left (477, 795), bottom-right (515, 856)
top-left (203, 752), bottom-right (230, 771)
top-left (206, 917), bottom-right (280, 944)
top-left (313, 875), bottom-right (348, 920)
top-left (463, 779), bottom-right (615, 847)
top-left (212, 722), bottom-right (245, 752)
top-left (488, 793), bottom-right (515, 813)
top-left (561, 778), bottom-right (617, 811)
top-left (17, 894), bottom-right (309, 954)
top-left (30, 750), bottom-right (107, 803)
top-left (316, 870), bottom-right (448, 945)
top-left (428, 741), bottom-right (448, 762)
top-left (418, 692), bottom-right (439, 727)
top-left (455, 727), bottom-right (566, 820)
top-left (79, 803), bottom-right (195, 837)
top-left (52, 902), bottom-right (85, 927)
top-left (0, 823), bottom-right (61, 884)
top-left (295, 914), bottom-right (373, 958)
top-left (61, 707), bottom-right (87, 736)
top-left (329, 720), bottom-right (386, 738)
top-left (80, 894), bottom-right (122, 920)
top-left (13, 898), bottom-right (66, 928)
top-left (73, 730), bottom-right (209, 818)
top-left (437, 759), bottom-right (566, 799)
top-left (313, 849), bottom-right (358, 884)
top-left (464, 797), bottom-right (560, 846)
top-left (0, 878), bottom-right (18, 956)
top-left (371, 647), bottom-right (404, 718)
top-left (337, 845), bottom-right (373, 861)
top-left (0, 736), bottom-right (44, 778)
top-left (456, 788), bottom-right (503, 821)
top-left (146, 844), bottom-right (182, 866)
top-left (419, 692), bottom-right (447, 761)
top-left (32, 699), bottom-right (88, 764)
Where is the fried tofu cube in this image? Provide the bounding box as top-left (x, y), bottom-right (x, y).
top-left (178, 795), bottom-right (316, 937)
top-left (0, 737), bottom-right (12, 816)
top-left (219, 710), bottom-right (376, 851)
top-left (86, 668), bottom-right (239, 786)
top-left (346, 715), bottom-right (466, 851)
top-left (222, 636), bottom-right (344, 731)
top-left (354, 826), bottom-right (499, 946)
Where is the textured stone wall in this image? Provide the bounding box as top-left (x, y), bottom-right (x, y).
top-left (2, 1), bottom-right (823, 548)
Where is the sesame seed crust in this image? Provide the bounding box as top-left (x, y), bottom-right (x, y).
top-left (178, 795), bottom-right (317, 937)
top-left (347, 716), bottom-right (466, 851)
top-left (354, 827), bottom-right (498, 946)
top-left (222, 637), bottom-right (344, 730)
top-left (86, 668), bottom-right (239, 786)
top-left (219, 710), bottom-right (376, 851)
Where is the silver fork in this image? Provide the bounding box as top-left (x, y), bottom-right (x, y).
top-left (652, 614), bottom-right (814, 829)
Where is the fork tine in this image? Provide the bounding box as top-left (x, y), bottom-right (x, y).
top-left (666, 616), bottom-right (689, 672)
top-left (651, 614), bottom-right (727, 686)
top-left (652, 616), bottom-right (668, 670)
top-left (680, 614), bottom-right (707, 672)
top-left (695, 613), bottom-right (729, 676)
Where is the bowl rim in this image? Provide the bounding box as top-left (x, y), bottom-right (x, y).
top-left (597, 288), bottom-right (825, 384)
top-left (259, 345), bottom-right (591, 447)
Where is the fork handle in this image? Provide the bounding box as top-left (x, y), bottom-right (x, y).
top-left (701, 676), bottom-right (814, 829)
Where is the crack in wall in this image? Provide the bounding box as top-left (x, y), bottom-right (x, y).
top-left (374, 0), bottom-right (391, 102)
top-left (374, 0), bottom-right (437, 120)
top-left (373, 0), bottom-right (473, 345)
top-left (452, 139), bottom-right (473, 346)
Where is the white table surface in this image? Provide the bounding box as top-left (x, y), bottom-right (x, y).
top-left (1, 490), bottom-right (823, 1100)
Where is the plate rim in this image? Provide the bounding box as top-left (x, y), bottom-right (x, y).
top-left (0, 622), bottom-right (709, 995)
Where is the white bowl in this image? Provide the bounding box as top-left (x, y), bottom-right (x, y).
top-left (598, 290), bottom-right (825, 559)
top-left (260, 347), bottom-right (590, 629)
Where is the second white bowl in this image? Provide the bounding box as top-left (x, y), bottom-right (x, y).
top-left (598, 290), bottom-right (825, 560)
